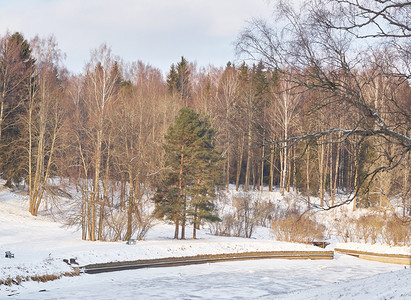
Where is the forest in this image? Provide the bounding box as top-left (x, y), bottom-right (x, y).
top-left (0, 0), bottom-right (409, 242)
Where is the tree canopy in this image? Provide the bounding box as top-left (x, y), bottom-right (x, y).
top-left (155, 107), bottom-right (222, 239)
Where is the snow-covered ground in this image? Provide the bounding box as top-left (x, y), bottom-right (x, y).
top-left (0, 184), bottom-right (410, 299)
top-left (333, 242), bottom-right (411, 255)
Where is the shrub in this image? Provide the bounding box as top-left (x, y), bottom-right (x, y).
top-left (209, 194), bottom-right (277, 238)
top-left (367, 215), bottom-right (385, 244)
top-left (382, 218), bottom-right (410, 246)
top-left (271, 209), bottom-right (325, 243)
top-left (355, 214), bottom-right (384, 244)
top-left (333, 214), bottom-right (355, 243)
top-left (209, 213), bottom-right (242, 237)
top-left (104, 206), bottom-right (156, 241)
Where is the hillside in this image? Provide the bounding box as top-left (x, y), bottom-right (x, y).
top-left (0, 184), bottom-right (410, 299)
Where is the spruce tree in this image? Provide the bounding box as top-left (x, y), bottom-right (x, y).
top-left (0, 32), bottom-right (34, 186)
top-left (154, 107), bottom-right (222, 239)
top-left (166, 63), bottom-right (178, 95)
top-left (166, 57), bottom-right (191, 105)
top-left (176, 56), bottom-right (191, 101)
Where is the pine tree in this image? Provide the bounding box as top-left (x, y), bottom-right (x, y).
top-left (187, 116), bottom-right (222, 238)
top-left (154, 107), bottom-right (222, 239)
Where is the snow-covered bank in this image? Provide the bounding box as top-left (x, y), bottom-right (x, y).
top-left (0, 187), bottom-right (326, 285)
top-left (332, 242), bottom-right (411, 256)
top-left (1, 185), bottom-right (410, 299)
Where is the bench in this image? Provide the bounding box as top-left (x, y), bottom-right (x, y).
top-left (63, 258), bottom-right (79, 265)
top-left (126, 239), bottom-right (136, 245)
top-left (5, 251), bottom-right (14, 258)
top-left (312, 241), bottom-right (330, 248)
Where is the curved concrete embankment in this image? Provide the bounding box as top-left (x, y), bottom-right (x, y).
top-left (82, 251), bottom-right (334, 274)
top-left (334, 248), bottom-right (411, 265)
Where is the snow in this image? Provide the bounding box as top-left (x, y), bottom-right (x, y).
top-left (279, 267), bottom-right (410, 300)
top-left (0, 187), bottom-right (325, 280)
top-left (0, 183), bottom-right (410, 299)
top-left (2, 255), bottom-right (408, 299)
top-left (333, 242), bottom-right (411, 256)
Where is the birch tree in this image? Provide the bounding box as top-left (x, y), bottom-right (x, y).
top-left (82, 44), bottom-right (120, 240)
top-left (27, 35), bottom-right (66, 216)
top-left (269, 74), bottom-right (299, 195)
top-left (213, 64), bottom-right (239, 191)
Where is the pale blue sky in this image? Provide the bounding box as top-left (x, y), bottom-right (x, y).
top-left (0, 0), bottom-right (274, 74)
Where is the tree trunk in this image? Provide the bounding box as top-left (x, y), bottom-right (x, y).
top-left (318, 139), bottom-right (325, 206)
top-left (28, 87), bottom-right (33, 214)
top-left (292, 146), bottom-right (296, 192)
top-left (90, 128), bottom-right (102, 241)
top-left (125, 169), bottom-right (134, 240)
top-left (403, 153), bottom-right (409, 218)
top-left (236, 135), bottom-right (245, 191)
top-left (306, 144), bottom-right (310, 209)
top-left (352, 159), bottom-right (359, 212)
top-left (226, 140), bottom-right (231, 192)
top-left (181, 191), bottom-right (187, 240)
top-left (279, 147), bottom-right (285, 196)
top-left (0, 93), bottom-right (4, 142)
top-left (176, 144), bottom-right (185, 239)
top-left (269, 144), bottom-right (274, 192)
top-left (331, 142), bottom-right (340, 206)
top-left (77, 138), bottom-right (89, 240)
top-left (193, 205), bottom-right (198, 239)
top-left (260, 141), bottom-right (265, 191)
top-left (174, 217), bottom-right (179, 239)
top-left (120, 174), bottom-right (126, 208)
top-left (286, 146), bottom-right (292, 192)
top-left (33, 125), bottom-right (58, 215)
top-left (245, 125), bottom-right (252, 192)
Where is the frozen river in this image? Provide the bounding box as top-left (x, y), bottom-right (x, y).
top-left (2, 254), bottom-right (406, 299)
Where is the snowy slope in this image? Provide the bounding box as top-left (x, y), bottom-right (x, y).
top-left (0, 184), bottom-right (410, 299)
top-left (0, 186), bottom-right (325, 283)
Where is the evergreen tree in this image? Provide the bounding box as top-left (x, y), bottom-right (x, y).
top-left (176, 56), bottom-right (191, 101)
top-left (252, 61), bottom-right (269, 101)
top-left (0, 32), bottom-right (34, 186)
top-left (166, 63), bottom-right (178, 95)
top-left (154, 107), bottom-right (222, 239)
top-left (166, 57), bottom-right (192, 105)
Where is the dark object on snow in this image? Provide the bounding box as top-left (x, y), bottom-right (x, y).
top-left (312, 241), bottom-right (330, 248)
top-left (126, 239), bottom-right (136, 245)
top-left (63, 258), bottom-right (78, 265)
top-left (5, 251), bottom-right (14, 258)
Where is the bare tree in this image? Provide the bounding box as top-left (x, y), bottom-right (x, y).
top-left (26, 35), bottom-right (66, 216)
top-left (236, 0), bottom-right (410, 211)
top-left (268, 73), bottom-right (300, 195)
top-left (81, 44), bottom-right (120, 240)
top-left (212, 64), bottom-right (239, 191)
top-left (107, 61), bottom-right (168, 241)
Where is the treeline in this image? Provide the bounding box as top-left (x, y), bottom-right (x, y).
top-left (0, 30), bottom-right (409, 241)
